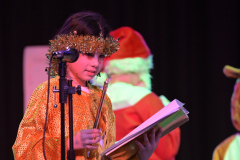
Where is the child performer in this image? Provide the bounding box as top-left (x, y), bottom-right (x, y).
top-left (12, 11), bottom-right (162, 160)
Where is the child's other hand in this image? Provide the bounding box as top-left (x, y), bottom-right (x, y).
top-left (135, 128), bottom-right (162, 160)
top-left (67, 129), bottom-right (101, 150)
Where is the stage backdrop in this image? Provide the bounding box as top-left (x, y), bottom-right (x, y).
top-left (23, 46), bottom-right (49, 111)
top-left (0, 1), bottom-right (239, 160)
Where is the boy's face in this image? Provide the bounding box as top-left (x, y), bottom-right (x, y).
top-left (67, 50), bottom-right (105, 86)
top-left (231, 81), bottom-right (240, 131)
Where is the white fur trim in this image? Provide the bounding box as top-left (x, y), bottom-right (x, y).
top-left (107, 82), bottom-right (151, 111)
top-left (159, 95), bottom-right (171, 106)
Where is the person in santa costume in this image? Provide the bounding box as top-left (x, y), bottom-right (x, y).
top-left (92, 26), bottom-right (181, 160)
top-left (212, 65), bottom-right (240, 160)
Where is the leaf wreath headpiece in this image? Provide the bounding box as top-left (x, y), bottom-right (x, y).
top-left (46, 32), bottom-right (120, 77)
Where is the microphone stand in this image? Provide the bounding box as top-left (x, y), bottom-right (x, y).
top-left (58, 60), bottom-right (67, 160)
top-left (57, 60), bottom-right (81, 160)
top-left (67, 80), bottom-right (80, 160)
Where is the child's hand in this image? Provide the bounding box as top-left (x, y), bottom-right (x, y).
top-left (67, 129), bottom-right (101, 150)
top-left (135, 128), bottom-right (162, 160)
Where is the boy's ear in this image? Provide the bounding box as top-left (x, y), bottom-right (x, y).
top-left (223, 65), bottom-right (240, 79)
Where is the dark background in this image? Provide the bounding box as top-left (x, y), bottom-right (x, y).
top-left (1, 1), bottom-right (239, 160)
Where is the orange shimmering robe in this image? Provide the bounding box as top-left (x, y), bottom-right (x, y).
top-left (12, 77), bottom-right (117, 160)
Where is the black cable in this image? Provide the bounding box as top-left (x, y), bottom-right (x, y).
top-left (43, 54), bottom-right (53, 160)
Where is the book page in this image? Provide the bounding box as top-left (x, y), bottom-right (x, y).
top-left (101, 99), bottom-right (188, 157)
top-left (121, 99), bottom-right (183, 140)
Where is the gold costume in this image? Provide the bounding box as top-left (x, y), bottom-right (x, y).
top-left (12, 77), bottom-right (116, 160)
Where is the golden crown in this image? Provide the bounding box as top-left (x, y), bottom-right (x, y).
top-left (46, 32), bottom-right (120, 77)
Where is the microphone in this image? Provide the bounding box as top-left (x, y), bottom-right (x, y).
top-left (52, 48), bottom-right (79, 63)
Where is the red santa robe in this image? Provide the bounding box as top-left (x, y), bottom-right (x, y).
top-left (107, 82), bottom-right (181, 160)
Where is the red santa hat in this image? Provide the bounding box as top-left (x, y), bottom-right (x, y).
top-left (107, 26), bottom-right (151, 59)
top-left (104, 26), bottom-right (153, 89)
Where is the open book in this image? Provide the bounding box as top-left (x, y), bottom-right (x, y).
top-left (101, 99), bottom-right (189, 159)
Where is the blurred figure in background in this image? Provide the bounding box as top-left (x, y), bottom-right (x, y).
top-left (92, 26), bottom-right (181, 160)
top-left (212, 65), bottom-right (240, 160)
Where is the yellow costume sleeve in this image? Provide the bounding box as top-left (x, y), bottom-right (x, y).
top-left (12, 81), bottom-right (63, 159)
